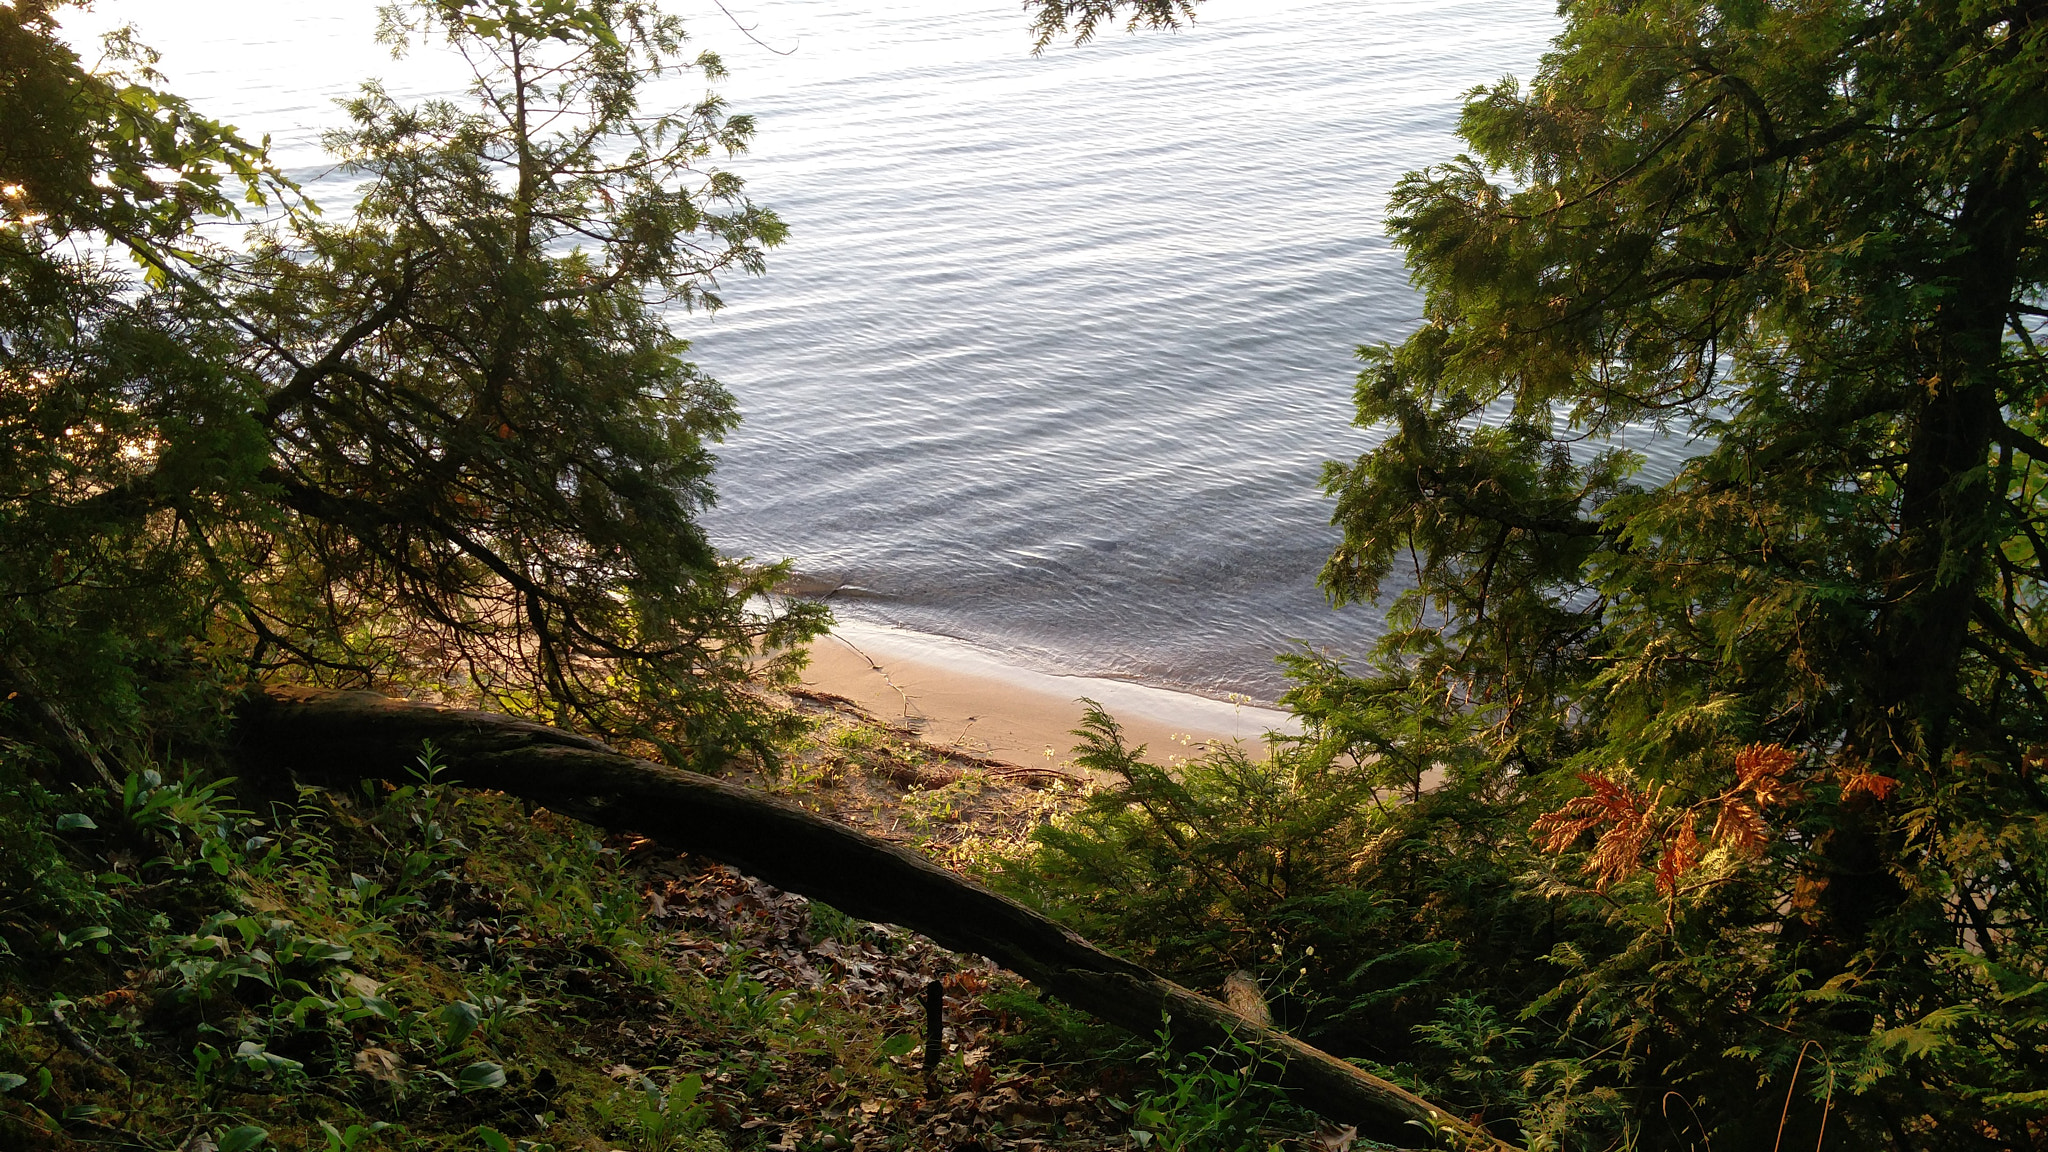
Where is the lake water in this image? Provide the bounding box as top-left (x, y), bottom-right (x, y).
top-left (66, 0), bottom-right (1565, 700)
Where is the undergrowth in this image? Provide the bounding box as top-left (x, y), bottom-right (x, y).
top-left (0, 700), bottom-right (1312, 1152)
top-left (984, 689), bottom-right (2048, 1151)
top-left (0, 742), bottom-right (1007, 1152)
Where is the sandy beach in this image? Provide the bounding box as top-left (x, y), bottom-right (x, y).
top-left (793, 618), bottom-right (1298, 769)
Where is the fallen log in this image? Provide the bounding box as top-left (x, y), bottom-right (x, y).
top-left (234, 685), bottom-right (1511, 1151)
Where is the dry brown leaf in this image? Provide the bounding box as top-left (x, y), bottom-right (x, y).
top-left (1712, 796), bottom-right (1769, 854)
top-left (352, 1046), bottom-right (405, 1083)
top-left (1838, 765), bottom-right (1898, 801)
top-left (1221, 970), bottom-right (1272, 1026)
top-left (1588, 814), bottom-right (1655, 890)
top-left (1317, 1123), bottom-right (1360, 1152)
top-left (1735, 743), bottom-right (1803, 807)
top-left (1532, 795), bottom-right (1611, 854)
top-left (1654, 821), bottom-right (1701, 897)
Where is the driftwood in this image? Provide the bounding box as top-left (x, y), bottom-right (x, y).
top-left (234, 686), bottom-right (1511, 1151)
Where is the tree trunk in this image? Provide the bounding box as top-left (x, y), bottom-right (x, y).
top-left (233, 685), bottom-right (1509, 1151)
top-left (1870, 165), bottom-right (2030, 769)
top-left (1825, 165), bottom-right (2032, 946)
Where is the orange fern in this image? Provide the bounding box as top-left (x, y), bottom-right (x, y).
top-left (1533, 772), bottom-right (1644, 853)
top-left (1533, 771), bottom-right (1658, 890)
top-left (1836, 762), bottom-right (1898, 801)
top-left (1734, 743), bottom-right (1803, 807)
top-left (1710, 796), bottom-right (1770, 854)
top-left (1653, 821), bottom-right (1701, 897)
top-left (1533, 744), bottom-right (1810, 895)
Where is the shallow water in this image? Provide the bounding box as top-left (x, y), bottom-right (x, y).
top-left (67, 0), bottom-right (1577, 700)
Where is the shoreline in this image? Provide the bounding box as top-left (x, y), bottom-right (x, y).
top-left (794, 618), bottom-right (1300, 769)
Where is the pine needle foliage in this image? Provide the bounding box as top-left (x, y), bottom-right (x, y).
top-left (996, 702), bottom-right (1395, 986)
top-left (1, 1), bottom-right (825, 770)
top-left (1306, 0), bottom-right (2048, 1143)
top-left (1007, 1), bottom-right (2048, 1145)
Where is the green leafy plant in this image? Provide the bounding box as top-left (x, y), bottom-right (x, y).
top-left (316, 1121), bottom-right (390, 1152)
top-left (1126, 1024), bottom-right (1288, 1152)
top-left (475, 1126), bottom-right (554, 1152)
top-left (460, 973), bottom-right (536, 1048)
top-left (217, 1126), bottom-right (270, 1152)
top-left (634, 1073), bottom-right (713, 1152)
top-left (701, 951), bottom-right (801, 1031)
top-left (593, 1074), bottom-right (717, 1152)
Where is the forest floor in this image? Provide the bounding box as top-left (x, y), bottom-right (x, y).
top-left (1, 687), bottom-right (1322, 1152)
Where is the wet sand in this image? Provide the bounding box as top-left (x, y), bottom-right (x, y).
top-left (795, 619), bottom-right (1298, 769)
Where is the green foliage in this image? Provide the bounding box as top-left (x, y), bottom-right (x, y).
top-left (217, 0), bottom-right (825, 759)
top-left (605, 1072), bottom-right (719, 1152)
top-left (1125, 1025), bottom-right (1289, 1152)
top-left (0, 758), bottom-right (503, 1146)
top-left (219, 1125), bottom-right (272, 1152)
top-left (1023, 0), bottom-right (1197, 52)
top-left (1, 0), bottom-right (826, 781)
top-left (993, 702), bottom-right (1401, 996)
top-left (1306, 0), bottom-right (2048, 1144)
top-left (0, 3), bottom-right (293, 752)
top-left (1009, 658), bottom-right (2048, 1147)
top-left (0, 752), bottom-right (113, 945)
top-left (1008, 1), bottom-right (2048, 1146)
top-left (995, 715), bottom-right (1584, 1141)
top-left (0, 1), bottom-right (286, 257)
top-left (0, 737), bottom-right (922, 1151)
top-left (802, 899), bottom-right (858, 943)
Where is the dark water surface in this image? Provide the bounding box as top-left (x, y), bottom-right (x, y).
top-left (71, 0), bottom-right (1568, 699)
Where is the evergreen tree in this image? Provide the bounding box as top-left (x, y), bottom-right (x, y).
top-left (219, 0), bottom-right (825, 760)
top-left (1019, 0), bottom-right (2048, 1144)
top-left (0, 0), bottom-right (823, 772)
top-left (1308, 1), bottom-right (2048, 1139)
top-left (2, 0), bottom-right (290, 764)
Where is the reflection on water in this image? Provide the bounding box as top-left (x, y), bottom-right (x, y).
top-left (66, 0), bottom-right (1606, 700)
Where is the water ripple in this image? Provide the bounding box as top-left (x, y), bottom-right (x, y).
top-left (68, 0), bottom-right (1568, 700)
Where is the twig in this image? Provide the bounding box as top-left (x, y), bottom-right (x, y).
top-left (984, 765), bottom-right (1087, 785)
top-left (710, 0), bottom-right (797, 55)
top-left (47, 1002), bottom-right (118, 1071)
top-left (948, 717), bottom-right (982, 755)
top-left (1773, 1040), bottom-right (1822, 1152)
top-left (830, 635), bottom-right (921, 724)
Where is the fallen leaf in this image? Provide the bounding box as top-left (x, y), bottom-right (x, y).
top-left (352, 1047), bottom-right (405, 1084)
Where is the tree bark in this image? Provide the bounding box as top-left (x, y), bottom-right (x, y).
top-left (1827, 163), bottom-right (2033, 947)
top-left (1870, 164), bottom-right (2031, 768)
top-left (234, 685), bottom-right (1509, 1151)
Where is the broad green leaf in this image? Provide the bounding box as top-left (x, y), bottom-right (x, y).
top-left (218, 1125), bottom-right (269, 1152)
top-left (878, 1033), bottom-right (918, 1058)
